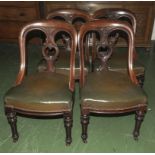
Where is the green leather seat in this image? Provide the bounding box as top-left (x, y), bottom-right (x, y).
top-left (5, 72), bottom-right (72, 113)
top-left (81, 71), bottom-right (147, 111)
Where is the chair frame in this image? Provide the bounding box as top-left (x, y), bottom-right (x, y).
top-left (4, 20), bottom-right (77, 145)
top-left (78, 19), bottom-right (147, 143)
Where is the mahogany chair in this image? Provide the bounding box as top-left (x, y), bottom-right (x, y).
top-left (4, 20), bottom-right (77, 145)
top-left (38, 9), bottom-right (91, 80)
top-left (90, 8), bottom-right (145, 86)
top-left (78, 19), bottom-right (147, 143)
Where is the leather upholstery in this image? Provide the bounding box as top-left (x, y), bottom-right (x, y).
top-left (81, 71), bottom-right (147, 111)
top-left (5, 72), bottom-right (72, 113)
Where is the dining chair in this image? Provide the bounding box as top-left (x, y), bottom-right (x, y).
top-left (78, 19), bottom-right (147, 143)
top-left (4, 20), bottom-right (77, 145)
top-left (89, 8), bottom-right (145, 86)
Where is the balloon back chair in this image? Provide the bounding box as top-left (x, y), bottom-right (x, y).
top-left (89, 8), bottom-right (144, 86)
top-left (4, 20), bottom-right (77, 145)
top-left (78, 19), bottom-right (147, 143)
top-left (38, 9), bottom-right (91, 80)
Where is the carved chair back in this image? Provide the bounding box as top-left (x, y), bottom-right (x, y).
top-left (16, 20), bottom-right (77, 91)
top-left (46, 9), bottom-right (91, 52)
top-left (78, 19), bottom-right (138, 87)
top-left (46, 9), bottom-right (91, 31)
top-left (88, 8), bottom-right (137, 64)
top-left (93, 8), bottom-right (136, 33)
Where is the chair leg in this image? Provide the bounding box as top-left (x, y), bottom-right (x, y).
top-left (133, 109), bottom-right (146, 140)
top-left (136, 74), bottom-right (144, 87)
top-left (64, 113), bottom-right (73, 145)
top-left (6, 111), bottom-right (19, 142)
top-left (81, 112), bottom-right (89, 143)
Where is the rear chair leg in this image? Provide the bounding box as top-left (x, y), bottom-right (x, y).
top-left (136, 74), bottom-right (144, 87)
top-left (133, 109), bottom-right (146, 140)
top-left (64, 113), bottom-right (73, 145)
top-left (81, 112), bottom-right (89, 143)
top-left (6, 111), bottom-right (19, 142)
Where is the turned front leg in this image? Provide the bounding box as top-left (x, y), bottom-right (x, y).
top-left (81, 112), bottom-right (89, 143)
top-left (133, 109), bottom-right (146, 140)
top-left (6, 111), bottom-right (19, 142)
top-left (64, 113), bottom-right (73, 145)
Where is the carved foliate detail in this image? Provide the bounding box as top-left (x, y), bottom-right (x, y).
top-left (42, 28), bottom-right (60, 72)
top-left (96, 27), bottom-right (119, 71)
top-left (62, 34), bottom-right (71, 51)
top-left (64, 14), bottom-right (74, 24)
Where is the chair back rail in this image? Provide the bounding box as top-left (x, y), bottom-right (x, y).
top-left (93, 8), bottom-right (136, 33)
top-left (46, 8), bottom-right (91, 26)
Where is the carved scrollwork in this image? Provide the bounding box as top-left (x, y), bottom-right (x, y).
top-left (95, 27), bottom-right (119, 71)
top-left (42, 28), bottom-right (60, 72)
top-left (42, 42), bottom-right (59, 72)
top-left (62, 34), bottom-right (71, 51)
top-left (97, 45), bottom-right (113, 71)
top-left (98, 28), bottom-right (110, 46)
top-left (64, 14), bottom-right (74, 24)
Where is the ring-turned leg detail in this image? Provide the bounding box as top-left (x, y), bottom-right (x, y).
top-left (64, 113), bottom-right (73, 145)
top-left (6, 111), bottom-right (19, 142)
top-left (133, 109), bottom-right (146, 140)
top-left (81, 113), bottom-right (89, 143)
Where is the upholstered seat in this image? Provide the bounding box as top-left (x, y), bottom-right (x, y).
top-left (81, 71), bottom-right (147, 111)
top-left (5, 72), bottom-right (72, 113)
